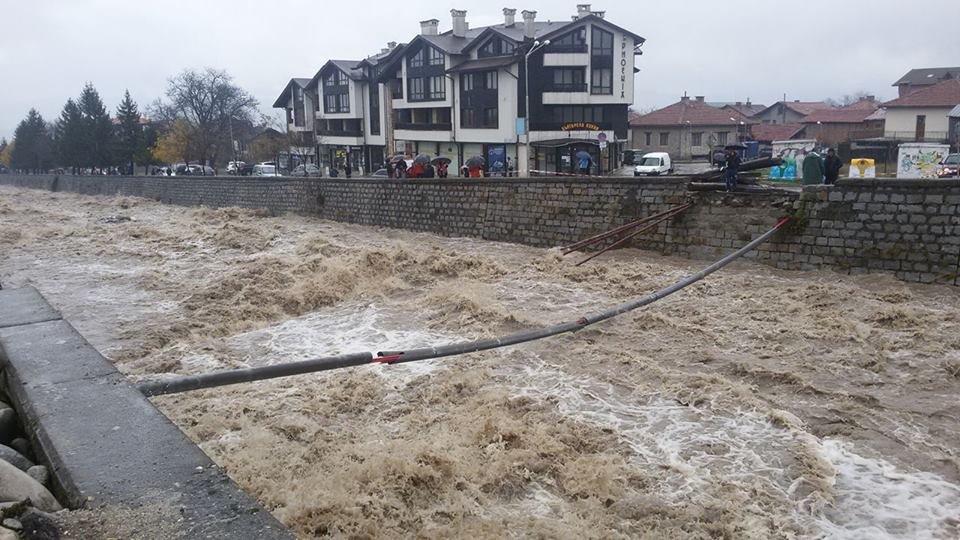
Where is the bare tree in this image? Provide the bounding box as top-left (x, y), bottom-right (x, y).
top-left (825, 91), bottom-right (875, 107)
top-left (151, 68), bottom-right (258, 166)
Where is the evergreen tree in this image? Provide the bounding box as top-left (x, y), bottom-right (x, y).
top-left (114, 90), bottom-right (143, 175)
top-left (10, 109), bottom-right (54, 173)
top-left (77, 83), bottom-right (114, 169)
top-left (54, 98), bottom-right (84, 173)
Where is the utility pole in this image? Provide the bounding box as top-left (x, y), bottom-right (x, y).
top-left (521, 39), bottom-right (550, 177)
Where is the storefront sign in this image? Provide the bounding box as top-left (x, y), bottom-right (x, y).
top-left (620, 35), bottom-right (628, 99)
top-left (560, 122), bottom-right (601, 131)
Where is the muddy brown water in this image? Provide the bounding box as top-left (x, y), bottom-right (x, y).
top-left (1, 185), bottom-right (958, 539)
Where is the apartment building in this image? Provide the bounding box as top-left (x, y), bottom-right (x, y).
top-left (274, 4), bottom-right (644, 175)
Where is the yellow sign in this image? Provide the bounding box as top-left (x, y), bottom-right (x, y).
top-left (849, 158), bottom-right (876, 179)
top-left (560, 122), bottom-right (601, 131)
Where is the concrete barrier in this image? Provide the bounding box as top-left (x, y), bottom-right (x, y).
top-left (0, 287), bottom-right (293, 539)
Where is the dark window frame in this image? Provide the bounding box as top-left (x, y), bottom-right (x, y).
top-left (590, 67), bottom-right (612, 95)
top-left (591, 27), bottom-right (614, 57)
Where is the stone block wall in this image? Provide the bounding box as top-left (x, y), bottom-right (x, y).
top-left (2, 174), bottom-right (958, 285)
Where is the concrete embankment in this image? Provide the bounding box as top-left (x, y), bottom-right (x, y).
top-left (1, 173), bottom-right (958, 284)
top-left (0, 287), bottom-right (293, 538)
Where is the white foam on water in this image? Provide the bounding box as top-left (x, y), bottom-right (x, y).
top-left (226, 301), bottom-right (459, 384)
top-left (813, 439), bottom-right (960, 540)
top-left (497, 353), bottom-right (960, 539)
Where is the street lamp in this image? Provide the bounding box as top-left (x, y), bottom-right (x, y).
top-left (522, 39), bottom-right (550, 176)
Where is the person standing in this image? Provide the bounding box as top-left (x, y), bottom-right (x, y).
top-left (578, 153), bottom-right (593, 176)
top-left (724, 148), bottom-right (741, 192)
top-left (823, 148), bottom-right (842, 184)
top-left (801, 149), bottom-right (824, 185)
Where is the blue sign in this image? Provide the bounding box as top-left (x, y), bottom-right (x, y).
top-left (488, 145), bottom-right (507, 176)
top-left (516, 118), bottom-right (527, 136)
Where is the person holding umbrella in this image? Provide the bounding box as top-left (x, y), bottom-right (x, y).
top-left (465, 156), bottom-right (485, 177)
top-left (575, 150), bottom-right (594, 176)
top-left (432, 156), bottom-right (451, 178)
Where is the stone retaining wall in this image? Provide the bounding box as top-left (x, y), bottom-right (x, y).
top-left (2, 174), bottom-right (958, 285)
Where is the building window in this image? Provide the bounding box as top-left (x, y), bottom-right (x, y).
top-left (591, 27), bottom-right (614, 57)
top-left (485, 71), bottom-right (498, 89)
top-left (427, 46), bottom-right (445, 66)
top-left (324, 94), bottom-right (336, 113)
top-left (645, 132), bottom-right (652, 145)
top-left (461, 108), bottom-right (476, 128)
top-left (391, 79), bottom-right (403, 99)
top-left (408, 77), bottom-right (424, 100)
top-left (462, 73), bottom-right (473, 91)
top-left (483, 107), bottom-right (498, 128)
top-left (370, 84), bottom-right (380, 135)
top-left (462, 71), bottom-right (497, 91)
top-left (691, 132), bottom-right (703, 146)
top-left (548, 68), bottom-right (586, 92)
top-left (716, 132), bottom-right (728, 144)
top-left (546, 105), bottom-right (604, 123)
top-left (590, 68), bottom-right (612, 95)
top-left (660, 132), bottom-right (669, 146)
top-left (409, 49), bottom-right (424, 68)
top-left (427, 76), bottom-right (445, 100)
top-left (337, 94), bottom-right (349, 113)
top-left (479, 37), bottom-right (516, 58)
top-left (293, 87), bottom-right (305, 127)
top-left (547, 28), bottom-right (587, 53)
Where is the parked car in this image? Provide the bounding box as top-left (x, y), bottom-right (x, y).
top-left (239, 163), bottom-right (255, 176)
top-left (290, 164), bottom-right (321, 177)
top-left (253, 162), bottom-right (281, 177)
top-left (937, 153), bottom-right (960, 178)
top-left (371, 168), bottom-right (390, 178)
top-left (226, 161), bottom-right (245, 175)
top-left (622, 149), bottom-right (645, 166)
top-left (634, 152), bottom-right (673, 176)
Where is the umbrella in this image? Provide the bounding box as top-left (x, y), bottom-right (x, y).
top-left (465, 156), bottom-right (485, 168)
top-left (575, 150), bottom-right (592, 161)
top-left (389, 154), bottom-right (406, 164)
top-left (413, 154), bottom-right (431, 165)
top-left (431, 156), bottom-right (452, 165)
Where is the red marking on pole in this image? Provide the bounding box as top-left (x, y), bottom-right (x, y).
top-left (373, 354), bottom-right (403, 364)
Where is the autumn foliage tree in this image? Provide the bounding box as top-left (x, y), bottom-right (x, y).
top-left (151, 119), bottom-right (193, 166)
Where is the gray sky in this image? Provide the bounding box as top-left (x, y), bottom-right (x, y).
top-left (1, 0), bottom-right (958, 140)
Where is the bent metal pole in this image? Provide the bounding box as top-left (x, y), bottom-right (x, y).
top-left (137, 217), bottom-right (790, 397)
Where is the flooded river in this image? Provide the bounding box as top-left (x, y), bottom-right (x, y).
top-left (1, 185), bottom-right (958, 538)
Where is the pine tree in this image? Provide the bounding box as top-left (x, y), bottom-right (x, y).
top-left (10, 109), bottom-right (54, 173)
top-left (114, 90), bottom-right (143, 175)
top-left (54, 99), bottom-right (84, 173)
top-left (77, 83), bottom-right (114, 169)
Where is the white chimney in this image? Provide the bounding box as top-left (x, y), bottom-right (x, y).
top-left (387, 41), bottom-right (397, 49)
top-left (420, 19), bottom-right (439, 36)
top-left (576, 4), bottom-right (591, 19)
top-left (503, 8), bottom-right (516, 26)
top-left (591, 10), bottom-right (605, 19)
top-left (521, 9), bottom-right (537, 39)
top-left (451, 9), bottom-right (467, 37)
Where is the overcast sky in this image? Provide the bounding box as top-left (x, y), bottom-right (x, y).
top-left (1, 0), bottom-right (958, 140)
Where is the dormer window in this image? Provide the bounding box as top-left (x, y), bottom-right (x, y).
top-left (591, 28), bottom-right (613, 57)
top-left (478, 37), bottom-right (516, 58)
top-left (324, 70), bottom-right (348, 87)
top-left (409, 45), bottom-right (444, 69)
top-left (409, 49), bottom-right (425, 68)
top-left (428, 46), bottom-right (444, 66)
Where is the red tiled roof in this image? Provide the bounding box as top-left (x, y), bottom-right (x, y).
top-left (750, 123), bottom-right (805, 142)
top-left (630, 98), bottom-right (753, 127)
top-left (883, 79), bottom-right (960, 108)
top-left (802, 108), bottom-right (877, 124)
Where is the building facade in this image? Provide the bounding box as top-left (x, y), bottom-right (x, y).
top-left (273, 4), bottom-right (644, 176)
top-left (883, 79), bottom-right (960, 143)
top-left (629, 95), bottom-right (752, 160)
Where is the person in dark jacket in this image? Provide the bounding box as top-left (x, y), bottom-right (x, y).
top-left (724, 149), bottom-right (741, 192)
top-left (823, 148), bottom-right (842, 184)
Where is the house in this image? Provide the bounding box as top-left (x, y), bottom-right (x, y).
top-left (374, 5), bottom-right (644, 174)
top-left (628, 95), bottom-right (753, 160)
top-left (882, 79), bottom-right (960, 142)
top-left (273, 4), bottom-right (645, 176)
top-left (271, 78), bottom-right (317, 166)
top-left (800, 97), bottom-right (884, 145)
top-left (753, 100), bottom-right (834, 125)
top-left (892, 67), bottom-right (960, 97)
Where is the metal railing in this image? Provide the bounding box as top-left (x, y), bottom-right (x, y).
top-left (395, 122), bottom-right (452, 131)
top-left (881, 131), bottom-right (949, 142)
top-left (543, 83), bottom-right (588, 93)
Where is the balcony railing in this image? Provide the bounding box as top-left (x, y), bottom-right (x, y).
top-left (545, 44), bottom-right (588, 54)
top-left (881, 131), bottom-right (949, 142)
top-left (317, 129), bottom-right (363, 138)
top-left (395, 122), bottom-right (452, 131)
top-left (543, 83), bottom-right (588, 93)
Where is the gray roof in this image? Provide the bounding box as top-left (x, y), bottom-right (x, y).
top-left (949, 105), bottom-right (960, 118)
top-left (893, 67), bottom-right (960, 87)
top-left (447, 55), bottom-right (520, 73)
top-left (271, 78), bottom-right (312, 108)
top-left (329, 60), bottom-right (365, 81)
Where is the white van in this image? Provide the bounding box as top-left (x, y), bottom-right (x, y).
top-left (253, 163), bottom-right (280, 177)
top-left (634, 152), bottom-right (673, 176)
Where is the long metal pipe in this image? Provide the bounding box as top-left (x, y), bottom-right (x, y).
top-left (136, 217), bottom-right (789, 397)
